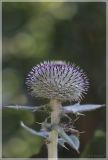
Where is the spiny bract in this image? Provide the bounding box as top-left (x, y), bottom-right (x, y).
top-left (26, 61), bottom-right (89, 102)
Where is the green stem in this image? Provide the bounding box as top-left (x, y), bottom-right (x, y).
top-left (47, 99), bottom-right (61, 160)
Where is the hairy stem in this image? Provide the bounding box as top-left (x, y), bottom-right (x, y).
top-left (47, 99), bottom-right (61, 160)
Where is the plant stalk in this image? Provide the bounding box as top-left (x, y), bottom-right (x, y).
top-left (47, 99), bottom-right (61, 160)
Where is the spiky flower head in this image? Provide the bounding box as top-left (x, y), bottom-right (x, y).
top-left (26, 61), bottom-right (89, 102)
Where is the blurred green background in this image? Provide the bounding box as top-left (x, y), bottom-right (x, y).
top-left (2, 2), bottom-right (106, 158)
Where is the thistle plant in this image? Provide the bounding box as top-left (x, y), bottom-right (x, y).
top-left (5, 61), bottom-right (105, 159)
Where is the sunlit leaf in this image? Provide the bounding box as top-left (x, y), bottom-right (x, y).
top-left (63, 103), bottom-right (105, 114)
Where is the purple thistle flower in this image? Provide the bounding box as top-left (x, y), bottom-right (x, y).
top-left (26, 61), bottom-right (89, 102)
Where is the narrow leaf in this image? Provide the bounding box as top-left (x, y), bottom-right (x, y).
top-left (20, 121), bottom-right (49, 138)
top-left (3, 105), bottom-right (45, 112)
top-left (55, 126), bottom-right (80, 152)
top-left (69, 134), bottom-right (80, 152)
top-left (63, 103), bottom-right (105, 114)
top-left (58, 138), bottom-right (69, 150)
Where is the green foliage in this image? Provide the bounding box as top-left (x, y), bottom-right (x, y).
top-left (80, 129), bottom-right (106, 158)
top-left (3, 109), bottom-right (42, 158)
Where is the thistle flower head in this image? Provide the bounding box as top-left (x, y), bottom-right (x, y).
top-left (26, 61), bottom-right (89, 102)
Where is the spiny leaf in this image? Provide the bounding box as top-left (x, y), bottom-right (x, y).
top-left (55, 126), bottom-right (80, 152)
top-left (69, 134), bottom-right (80, 152)
top-left (63, 103), bottom-right (105, 114)
top-left (3, 105), bottom-right (45, 112)
top-left (20, 121), bottom-right (49, 138)
top-left (58, 138), bottom-right (69, 150)
top-left (58, 134), bottom-right (80, 151)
